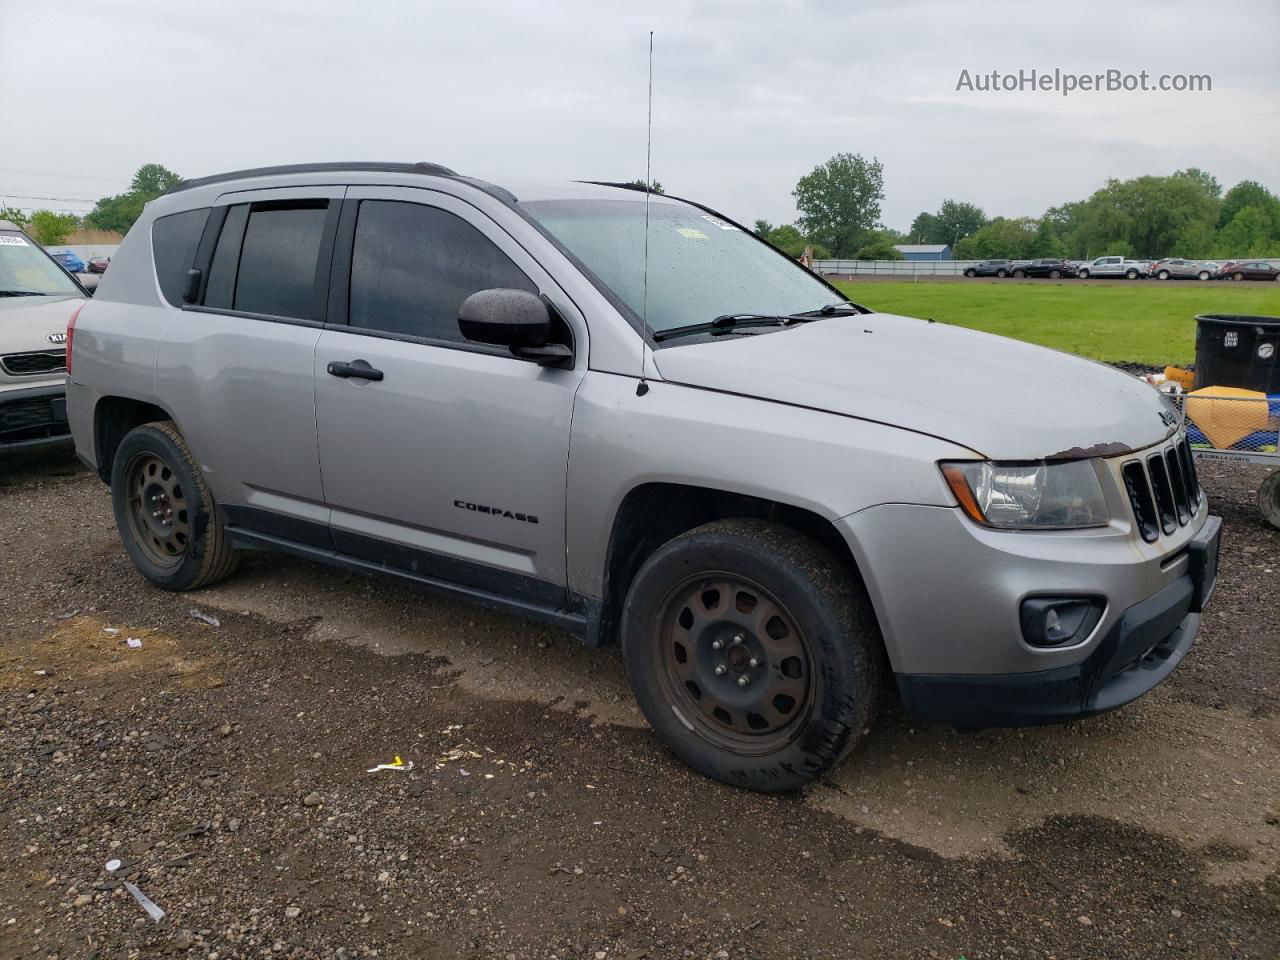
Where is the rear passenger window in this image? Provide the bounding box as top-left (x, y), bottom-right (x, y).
top-left (348, 200), bottom-right (535, 343)
top-left (151, 207), bottom-right (209, 305)
top-left (203, 200), bottom-right (329, 320)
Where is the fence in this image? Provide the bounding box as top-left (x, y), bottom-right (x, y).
top-left (813, 260), bottom-right (982, 276)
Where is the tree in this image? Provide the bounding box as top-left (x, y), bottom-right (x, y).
top-left (85, 163), bottom-right (183, 233)
top-left (0, 207), bottom-right (30, 229)
top-left (752, 219), bottom-right (774, 237)
top-left (1218, 180), bottom-right (1279, 230)
top-left (1214, 206), bottom-right (1279, 258)
top-left (908, 211), bottom-right (939, 243)
top-left (909, 201), bottom-right (985, 245)
top-left (792, 153), bottom-right (885, 257)
top-left (955, 217), bottom-right (1039, 260)
top-left (852, 235), bottom-right (903, 260)
top-left (131, 163), bottom-right (182, 195)
top-left (1070, 174), bottom-right (1218, 259)
top-left (29, 210), bottom-right (79, 246)
top-left (623, 178), bottom-right (664, 194)
top-left (1175, 167), bottom-right (1222, 200)
top-left (1026, 218), bottom-right (1065, 259)
top-left (757, 223), bottom-right (830, 259)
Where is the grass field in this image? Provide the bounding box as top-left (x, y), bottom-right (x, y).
top-left (833, 280), bottom-right (1280, 366)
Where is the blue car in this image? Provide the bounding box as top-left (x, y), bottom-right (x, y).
top-left (49, 250), bottom-right (86, 273)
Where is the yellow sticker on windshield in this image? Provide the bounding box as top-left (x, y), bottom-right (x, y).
top-left (676, 227), bottom-right (708, 240)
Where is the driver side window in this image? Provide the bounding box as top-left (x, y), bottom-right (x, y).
top-left (348, 200), bottom-right (536, 343)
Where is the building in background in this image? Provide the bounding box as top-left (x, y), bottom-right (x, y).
top-left (894, 243), bottom-right (952, 261)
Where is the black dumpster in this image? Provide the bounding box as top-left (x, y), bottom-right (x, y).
top-left (1194, 315), bottom-right (1280, 392)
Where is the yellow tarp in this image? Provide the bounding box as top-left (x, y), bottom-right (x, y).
top-left (1185, 386), bottom-right (1270, 449)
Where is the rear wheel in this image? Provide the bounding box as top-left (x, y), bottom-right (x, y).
top-left (963, 268), bottom-right (976, 278)
top-left (995, 269), bottom-right (1007, 278)
top-left (1078, 269), bottom-right (1090, 279)
top-left (1126, 269), bottom-right (1139, 279)
top-left (1233, 272), bottom-right (1244, 281)
top-left (621, 520), bottom-right (882, 792)
top-left (1198, 271), bottom-right (1211, 280)
top-left (1260, 472), bottom-right (1280, 530)
top-left (1012, 269), bottom-right (1026, 278)
top-left (110, 421), bottom-right (238, 591)
top-left (1157, 270), bottom-right (1170, 280)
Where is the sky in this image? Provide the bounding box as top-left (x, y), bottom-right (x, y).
top-left (2, 0), bottom-right (1278, 233)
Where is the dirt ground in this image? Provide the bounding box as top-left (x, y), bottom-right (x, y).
top-left (1, 450), bottom-right (1277, 960)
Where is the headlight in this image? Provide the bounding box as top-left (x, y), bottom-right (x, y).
top-left (940, 460), bottom-right (1109, 529)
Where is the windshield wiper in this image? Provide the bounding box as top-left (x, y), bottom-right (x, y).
top-left (791, 300), bottom-right (867, 317)
top-left (653, 313), bottom-right (817, 342)
top-left (0, 290), bottom-right (48, 297)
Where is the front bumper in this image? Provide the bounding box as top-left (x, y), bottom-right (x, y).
top-left (0, 383), bottom-right (71, 452)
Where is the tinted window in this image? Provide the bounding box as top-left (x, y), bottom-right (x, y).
top-left (151, 208), bottom-right (209, 305)
top-left (203, 204), bottom-right (248, 310)
top-left (232, 201), bottom-right (329, 319)
top-left (349, 200), bottom-right (535, 342)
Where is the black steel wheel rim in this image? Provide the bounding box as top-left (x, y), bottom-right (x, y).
top-left (654, 573), bottom-right (814, 755)
top-left (124, 452), bottom-right (191, 568)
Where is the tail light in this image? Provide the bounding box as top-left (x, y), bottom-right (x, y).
top-left (66, 302), bottom-right (84, 377)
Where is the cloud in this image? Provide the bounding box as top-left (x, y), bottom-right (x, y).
top-left (2, 0), bottom-right (1276, 230)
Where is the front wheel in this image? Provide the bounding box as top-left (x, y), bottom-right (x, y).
top-left (1157, 270), bottom-right (1170, 280)
top-left (1012, 270), bottom-right (1026, 278)
top-left (1049, 270), bottom-right (1061, 279)
top-left (621, 520), bottom-right (882, 792)
top-left (1078, 269), bottom-right (1090, 279)
top-left (1198, 271), bottom-right (1211, 280)
top-left (963, 269), bottom-right (976, 278)
top-left (995, 269), bottom-right (1007, 278)
top-left (1233, 272), bottom-right (1244, 281)
top-left (110, 421), bottom-right (239, 591)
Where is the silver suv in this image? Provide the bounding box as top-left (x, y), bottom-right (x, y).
top-left (65, 163), bottom-right (1221, 791)
top-left (1, 220), bottom-right (86, 454)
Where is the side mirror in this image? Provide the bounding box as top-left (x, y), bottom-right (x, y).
top-left (458, 288), bottom-right (572, 366)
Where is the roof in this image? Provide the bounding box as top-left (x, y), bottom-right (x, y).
top-left (167, 161), bottom-right (458, 195)
top-left (894, 244), bottom-right (951, 253)
top-left (0, 220), bottom-right (22, 232)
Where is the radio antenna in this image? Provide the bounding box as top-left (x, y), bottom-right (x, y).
top-left (636, 30), bottom-right (654, 398)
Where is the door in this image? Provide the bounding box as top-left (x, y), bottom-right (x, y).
top-left (155, 186), bottom-right (343, 545)
top-left (313, 187), bottom-right (587, 607)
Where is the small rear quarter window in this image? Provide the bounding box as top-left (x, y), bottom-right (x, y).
top-left (152, 207), bottom-right (210, 305)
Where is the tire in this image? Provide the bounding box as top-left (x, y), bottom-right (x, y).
top-left (1157, 270), bottom-right (1170, 280)
top-left (1012, 270), bottom-right (1025, 278)
top-left (1260, 472), bottom-right (1280, 530)
top-left (621, 519), bottom-right (882, 792)
top-left (963, 269), bottom-right (976, 278)
top-left (1049, 270), bottom-right (1061, 279)
top-left (110, 421), bottom-right (238, 591)
top-left (1078, 269), bottom-right (1090, 279)
top-left (1126, 269), bottom-right (1139, 279)
top-left (1233, 272), bottom-right (1244, 281)
top-left (995, 269), bottom-right (1007, 278)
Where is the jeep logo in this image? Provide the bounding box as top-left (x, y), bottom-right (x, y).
top-left (1158, 408), bottom-right (1179, 428)
top-left (47, 332), bottom-right (67, 344)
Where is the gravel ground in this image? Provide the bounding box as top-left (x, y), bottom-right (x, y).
top-left (1, 450), bottom-right (1277, 960)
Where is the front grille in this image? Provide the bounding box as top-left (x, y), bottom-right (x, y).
top-left (1122, 436), bottom-right (1201, 543)
top-left (1, 350), bottom-right (67, 377)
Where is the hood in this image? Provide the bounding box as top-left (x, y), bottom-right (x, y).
top-left (651, 313), bottom-right (1175, 461)
top-left (0, 295), bottom-right (81, 385)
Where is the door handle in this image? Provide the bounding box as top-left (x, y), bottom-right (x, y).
top-left (326, 359), bottom-right (384, 381)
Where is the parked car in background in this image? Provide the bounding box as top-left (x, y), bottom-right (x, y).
top-left (49, 250), bottom-right (86, 273)
top-left (1077, 256), bottom-right (1148, 279)
top-left (65, 162), bottom-right (1219, 792)
top-left (963, 259), bottom-right (1012, 278)
top-left (0, 220), bottom-right (87, 453)
top-left (87, 256), bottom-right (111, 274)
top-left (1225, 261), bottom-right (1280, 281)
top-left (1011, 258), bottom-right (1077, 279)
top-left (1151, 259), bottom-right (1217, 281)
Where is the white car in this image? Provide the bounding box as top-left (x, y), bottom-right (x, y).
top-left (1077, 256), bottom-right (1149, 280)
top-left (0, 220), bottom-right (87, 454)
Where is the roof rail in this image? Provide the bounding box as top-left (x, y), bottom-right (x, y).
top-left (166, 161), bottom-right (458, 195)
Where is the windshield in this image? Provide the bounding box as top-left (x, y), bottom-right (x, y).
top-left (521, 198), bottom-right (838, 335)
top-left (0, 232), bottom-right (81, 296)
